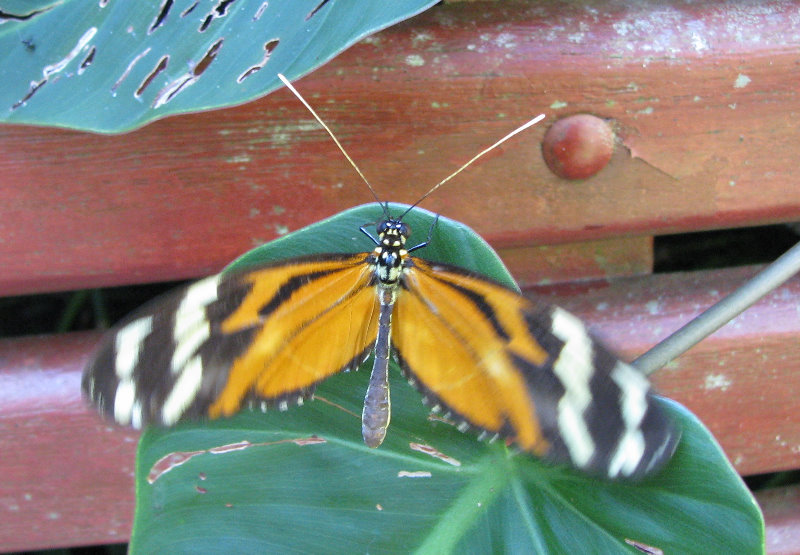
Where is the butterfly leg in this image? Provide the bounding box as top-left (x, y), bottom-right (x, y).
top-left (406, 214), bottom-right (440, 254)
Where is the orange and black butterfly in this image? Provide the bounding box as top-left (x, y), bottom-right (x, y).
top-left (82, 77), bottom-right (678, 480)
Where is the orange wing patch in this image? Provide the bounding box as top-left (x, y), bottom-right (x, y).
top-left (209, 255), bottom-right (379, 417)
top-left (393, 260), bottom-right (550, 455)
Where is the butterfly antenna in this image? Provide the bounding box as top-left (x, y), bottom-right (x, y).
top-left (277, 74), bottom-right (389, 219)
top-left (400, 114), bottom-right (546, 218)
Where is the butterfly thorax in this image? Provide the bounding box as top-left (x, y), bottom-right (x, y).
top-left (372, 219), bottom-right (411, 285)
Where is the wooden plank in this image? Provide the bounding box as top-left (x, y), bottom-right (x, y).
top-left (0, 332), bottom-right (137, 552)
top-left (1, 265), bottom-right (797, 550)
top-left (497, 236), bottom-right (653, 287)
top-left (2, 0), bottom-right (800, 295)
top-left (757, 485), bottom-right (800, 555)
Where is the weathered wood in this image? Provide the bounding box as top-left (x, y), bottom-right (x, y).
top-left (1, 0), bottom-right (799, 295)
top-left (1, 266), bottom-right (797, 550)
top-left (757, 485), bottom-right (800, 555)
top-left (0, 332), bottom-right (137, 551)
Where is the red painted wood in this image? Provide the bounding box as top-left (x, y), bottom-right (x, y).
top-left (757, 485), bottom-right (800, 555)
top-left (1, 266), bottom-right (798, 550)
top-left (0, 332), bottom-right (137, 551)
top-left (1, 1), bottom-right (800, 295)
top-left (498, 236), bottom-right (653, 287)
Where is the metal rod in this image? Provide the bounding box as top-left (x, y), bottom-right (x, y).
top-left (634, 238), bottom-right (800, 375)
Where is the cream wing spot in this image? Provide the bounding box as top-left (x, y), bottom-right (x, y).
top-left (607, 361), bottom-right (649, 478)
top-left (171, 320), bottom-right (211, 373)
top-left (114, 380), bottom-right (137, 425)
top-left (171, 275), bottom-right (221, 373)
top-left (550, 308), bottom-right (596, 468)
top-left (161, 356), bottom-right (204, 425)
top-left (114, 316), bottom-right (154, 379)
top-left (130, 400), bottom-right (144, 429)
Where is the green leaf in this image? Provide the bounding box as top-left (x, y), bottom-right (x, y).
top-left (132, 205), bottom-right (764, 553)
top-left (0, 0), bottom-right (437, 132)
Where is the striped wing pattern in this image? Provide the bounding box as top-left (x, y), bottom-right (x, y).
top-left (82, 253), bottom-right (379, 429)
top-left (83, 239), bottom-right (677, 479)
top-left (393, 259), bottom-right (679, 479)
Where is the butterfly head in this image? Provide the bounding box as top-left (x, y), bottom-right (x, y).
top-left (376, 218), bottom-right (410, 248)
top-left (373, 218), bottom-right (411, 285)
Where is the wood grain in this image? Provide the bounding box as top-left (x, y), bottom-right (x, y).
top-left (1, 1), bottom-right (799, 295)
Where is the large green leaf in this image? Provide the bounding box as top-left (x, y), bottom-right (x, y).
top-left (0, 0), bottom-right (437, 132)
top-left (132, 204), bottom-right (764, 553)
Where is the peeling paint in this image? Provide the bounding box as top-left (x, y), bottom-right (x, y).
top-left (690, 32), bottom-right (709, 53)
top-left (405, 54), bottom-right (425, 67)
top-left (494, 32), bottom-right (517, 49)
top-left (704, 373), bottom-right (732, 391)
top-left (733, 74), bottom-right (751, 88)
top-left (411, 31), bottom-right (433, 45)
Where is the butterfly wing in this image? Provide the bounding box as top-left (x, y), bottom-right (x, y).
top-left (393, 258), bottom-right (678, 479)
top-left (82, 253), bottom-right (380, 428)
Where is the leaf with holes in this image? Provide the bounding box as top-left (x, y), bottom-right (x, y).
top-left (0, 0), bottom-right (437, 133)
top-left (131, 205), bottom-right (764, 553)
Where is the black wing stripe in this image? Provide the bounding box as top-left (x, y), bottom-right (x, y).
top-left (405, 260), bottom-right (510, 341)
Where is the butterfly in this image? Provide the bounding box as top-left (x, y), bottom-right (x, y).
top-left (82, 76), bottom-right (679, 480)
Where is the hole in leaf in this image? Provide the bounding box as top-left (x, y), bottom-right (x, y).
top-left (12, 27), bottom-right (96, 110)
top-left (194, 38), bottom-right (224, 77)
top-left (237, 38), bottom-right (279, 83)
top-left (253, 2), bottom-right (268, 21)
top-left (79, 46), bottom-right (96, 74)
top-left (199, 0), bottom-right (237, 32)
top-left (0, 7), bottom-right (52, 22)
top-left (153, 39), bottom-right (224, 107)
top-left (149, 0), bottom-right (174, 34)
top-left (181, 1), bottom-right (199, 17)
top-left (111, 47), bottom-right (151, 93)
top-left (136, 55), bottom-right (169, 97)
top-left (11, 79), bottom-right (46, 110)
top-left (306, 0), bottom-right (330, 20)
